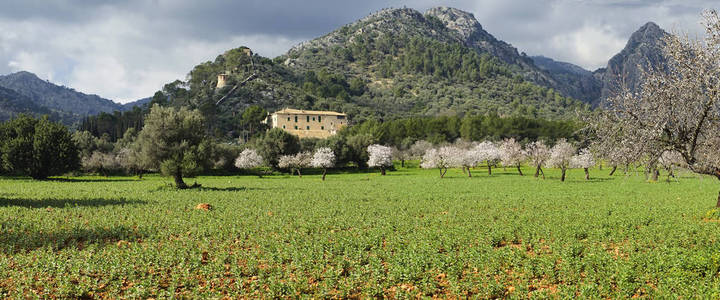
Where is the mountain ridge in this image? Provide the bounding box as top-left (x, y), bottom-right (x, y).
top-left (0, 71), bottom-right (150, 123)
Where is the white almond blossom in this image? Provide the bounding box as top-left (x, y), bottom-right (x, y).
top-left (367, 144), bottom-right (393, 175)
top-left (311, 147), bottom-right (335, 180)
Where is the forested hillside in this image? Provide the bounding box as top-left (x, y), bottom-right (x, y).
top-left (140, 7), bottom-right (588, 140)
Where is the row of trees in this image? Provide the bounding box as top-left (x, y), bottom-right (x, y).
top-left (417, 138), bottom-right (595, 181)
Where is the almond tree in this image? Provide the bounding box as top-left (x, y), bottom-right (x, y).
top-left (571, 148), bottom-right (595, 180)
top-left (547, 139), bottom-right (575, 182)
top-left (82, 151), bottom-right (119, 177)
top-left (420, 146), bottom-right (462, 178)
top-left (311, 147), bottom-right (335, 181)
top-left (234, 148), bottom-right (265, 177)
top-left (409, 140), bottom-right (433, 160)
top-left (459, 147), bottom-right (483, 178)
top-left (658, 150), bottom-right (684, 182)
top-left (474, 141), bottom-right (501, 175)
top-left (278, 152), bottom-right (312, 177)
top-left (499, 138), bottom-right (526, 176)
top-left (524, 141), bottom-right (550, 179)
top-left (235, 149), bottom-right (264, 169)
top-left (367, 144), bottom-right (393, 175)
top-left (592, 10), bottom-right (720, 205)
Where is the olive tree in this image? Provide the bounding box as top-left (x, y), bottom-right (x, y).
top-left (592, 10), bottom-right (720, 205)
top-left (134, 104), bottom-right (211, 189)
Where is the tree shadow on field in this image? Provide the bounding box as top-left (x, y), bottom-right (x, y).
top-left (46, 177), bottom-right (140, 183)
top-left (0, 222), bottom-right (148, 254)
top-left (542, 177), bottom-right (615, 183)
top-left (0, 197), bottom-right (146, 208)
top-left (197, 186), bottom-right (248, 192)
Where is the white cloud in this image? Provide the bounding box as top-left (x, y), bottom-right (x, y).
top-left (0, 13), bottom-right (302, 103)
top-left (550, 25), bottom-right (627, 70)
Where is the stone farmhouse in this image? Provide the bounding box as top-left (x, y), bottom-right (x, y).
top-left (265, 108), bottom-right (348, 138)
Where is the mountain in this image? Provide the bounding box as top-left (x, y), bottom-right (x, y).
top-left (0, 71), bottom-right (150, 124)
top-left (598, 22), bottom-right (668, 104)
top-left (121, 97), bottom-right (152, 111)
top-left (0, 71), bottom-right (123, 115)
top-left (534, 22), bottom-right (669, 106)
top-left (277, 7), bottom-right (589, 119)
top-left (530, 56), bottom-right (602, 104)
top-left (0, 85), bottom-right (52, 121)
top-left (287, 7), bottom-right (589, 103)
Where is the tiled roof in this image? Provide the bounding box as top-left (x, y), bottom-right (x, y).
top-left (273, 108), bottom-right (346, 116)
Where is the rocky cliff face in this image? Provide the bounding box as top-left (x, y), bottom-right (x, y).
top-left (598, 22), bottom-right (668, 104)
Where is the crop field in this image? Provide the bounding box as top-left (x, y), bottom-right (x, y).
top-left (1, 165), bottom-right (720, 298)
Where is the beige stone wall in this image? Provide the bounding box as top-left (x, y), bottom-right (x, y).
top-left (217, 74), bottom-right (228, 88)
top-left (271, 112), bottom-right (347, 138)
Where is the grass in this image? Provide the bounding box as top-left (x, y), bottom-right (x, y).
top-left (1, 165), bottom-right (720, 298)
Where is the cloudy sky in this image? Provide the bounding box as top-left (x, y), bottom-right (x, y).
top-left (0, 0), bottom-right (713, 103)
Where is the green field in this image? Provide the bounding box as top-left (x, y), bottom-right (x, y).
top-left (1, 165), bottom-right (720, 298)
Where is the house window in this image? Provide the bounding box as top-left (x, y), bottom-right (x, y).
top-left (321, 126), bottom-right (324, 130)
top-left (282, 125), bottom-right (286, 129)
top-left (294, 116), bottom-right (298, 122)
top-left (337, 115), bottom-right (345, 119)
top-left (312, 117), bottom-right (315, 121)
top-left (306, 116), bottom-right (310, 122)
top-left (294, 125), bottom-right (297, 129)
top-left (287, 117), bottom-right (290, 121)
top-left (306, 126), bottom-right (310, 130)
top-left (318, 116), bottom-right (322, 122)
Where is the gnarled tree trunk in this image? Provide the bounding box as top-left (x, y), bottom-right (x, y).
top-left (487, 163), bottom-right (492, 175)
top-left (609, 166), bottom-right (617, 176)
top-left (584, 168), bottom-right (590, 180)
top-left (560, 168), bottom-right (566, 182)
top-left (467, 168), bottom-right (472, 178)
top-left (516, 165), bottom-right (524, 176)
top-left (174, 169), bottom-right (188, 189)
top-left (380, 167), bottom-right (386, 176)
top-left (322, 168), bottom-right (327, 181)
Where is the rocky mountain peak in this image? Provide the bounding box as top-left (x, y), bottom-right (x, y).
top-left (425, 7), bottom-right (482, 40)
top-left (598, 21), bottom-right (669, 104)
